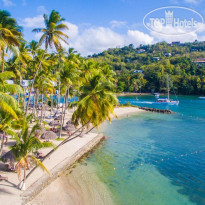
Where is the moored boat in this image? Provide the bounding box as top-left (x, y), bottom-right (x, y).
top-left (155, 75), bottom-right (179, 105)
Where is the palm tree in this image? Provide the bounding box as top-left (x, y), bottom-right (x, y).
top-left (36, 74), bottom-right (55, 123)
top-left (25, 10), bottom-right (69, 115)
top-left (0, 10), bottom-right (22, 72)
top-left (59, 61), bottom-right (79, 137)
top-left (11, 116), bottom-right (53, 190)
top-left (72, 71), bottom-right (118, 128)
top-left (0, 71), bottom-right (23, 154)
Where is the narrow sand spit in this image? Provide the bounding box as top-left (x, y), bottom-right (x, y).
top-left (114, 106), bottom-right (144, 118)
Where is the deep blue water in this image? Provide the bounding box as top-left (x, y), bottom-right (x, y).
top-left (87, 95), bottom-right (205, 205)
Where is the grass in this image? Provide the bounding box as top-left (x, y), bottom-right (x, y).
top-left (55, 137), bottom-right (65, 141)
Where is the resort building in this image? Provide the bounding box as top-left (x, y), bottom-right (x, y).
top-left (164, 53), bottom-right (172, 57)
top-left (192, 58), bottom-right (205, 67)
top-left (153, 57), bottom-right (160, 61)
top-left (137, 49), bottom-right (146, 54)
top-left (172, 41), bottom-right (181, 46)
top-left (133, 70), bottom-right (143, 74)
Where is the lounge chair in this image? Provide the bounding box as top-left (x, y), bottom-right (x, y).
top-left (0, 175), bottom-right (8, 181)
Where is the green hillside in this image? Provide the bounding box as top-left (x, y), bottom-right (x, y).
top-left (90, 41), bottom-right (205, 95)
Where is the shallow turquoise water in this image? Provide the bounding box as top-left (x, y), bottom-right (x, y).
top-left (87, 96), bottom-right (205, 205)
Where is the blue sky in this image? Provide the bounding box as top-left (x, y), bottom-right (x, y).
top-left (2, 0), bottom-right (205, 55)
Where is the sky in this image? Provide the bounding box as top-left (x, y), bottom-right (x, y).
top-left (2, 0), bottom-right (205, 56)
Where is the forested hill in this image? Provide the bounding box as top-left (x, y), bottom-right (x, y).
top-left (90, 41), bottom-right (205, 95)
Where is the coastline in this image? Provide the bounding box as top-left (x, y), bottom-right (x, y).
top-left (0, 107), bottom-right (145, 205)
top-left (25, 107), bottom-right (145, 204)
top-left (117, 92), bottom-right (151, 96)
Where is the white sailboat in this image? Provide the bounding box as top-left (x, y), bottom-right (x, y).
top-left (156, 75), bottom-right (179, 105)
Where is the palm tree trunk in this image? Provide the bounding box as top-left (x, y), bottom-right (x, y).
top-left (17, 76), bottom-right (21, 107)
top-left (0, 132), bottom-right (5, 155)
top-left (21, 166), bottom-right (26, 190)
top-left (43, 99), bottom-right (47, 121)
top-left (57, 57), bottom-right (61, 112)
top-left (40, 94), bottom-right (43, 124)
top-left (25, 49), bottom-right (47, 115)
top-left (59, 95), bottom-right (65, 138)
top-left (32, 91), bottom-right (36, 117)
top-left (1, 49), bottom-right (5, 73)
top-left (51, 93), bottom-right (53, 116)
top-left (62, 87), bottom-right (69, 125)
top-left (36, 89), bottom-right (39, 119)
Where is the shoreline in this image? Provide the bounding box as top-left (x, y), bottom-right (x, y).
top-left (117, 92), bottom-right (152, 96)
top-left (25, 107), bottom-right (145, 204)
top-left (22, 133), bottom-right (105, 204)
top-left (0, 107), bottom-right (145, 205)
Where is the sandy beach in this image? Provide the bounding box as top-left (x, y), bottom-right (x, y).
top-left (25, 107), bottom-right (144, 204)
top-left (0, 106), bottom-right (144, 205)
top-left (28, 163), bottom-right (114, 205)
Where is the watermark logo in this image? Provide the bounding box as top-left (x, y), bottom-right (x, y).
top-left (143, 6), bottom-right (204, 35)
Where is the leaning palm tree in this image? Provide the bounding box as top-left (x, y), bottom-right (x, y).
top-left (11, 116), bottom-right (53, 190)
top-left (72, 71), bottom-right (118, 128)
top-left (25, 10), bottom-right (69, 115)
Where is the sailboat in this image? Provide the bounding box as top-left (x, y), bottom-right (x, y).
top-left (156, 75), bottom-right (179, 105)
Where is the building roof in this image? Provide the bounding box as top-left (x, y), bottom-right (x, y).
top-left (192, 58), bottom-right (205, 63)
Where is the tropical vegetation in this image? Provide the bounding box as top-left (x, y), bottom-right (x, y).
top-left (91, 42), bottom-right (205, 95)
top-left (0, 9), bottom-right (117, 190)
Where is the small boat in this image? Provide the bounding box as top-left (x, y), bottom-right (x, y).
top-left (154, 93), bottom-right (160, 98)
top-left (199, 97), bottom-right (205, 99)
top-left (156, 75), bottom-right (179, 105)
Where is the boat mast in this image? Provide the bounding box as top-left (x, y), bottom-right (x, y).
top-left (167, 74), bottom-right (169, 100)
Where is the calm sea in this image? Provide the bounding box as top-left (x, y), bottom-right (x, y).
top-left (87, 95), bottom-right (205, 205)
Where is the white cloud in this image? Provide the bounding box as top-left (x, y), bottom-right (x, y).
top-left (126, 30), bottom-right (154, 45)
top-left (184, 0), bottom-right (202, 4)
top-left (64, 22), bottom-right (79, 39)
top-left (67, 26), bottom-right (125, 56)
top-left (110, 20), bottom-right (127, 28)
top-left (37, 6), bottom-right (48, 14)
top-left (2, 0), bottom-right (15, 6)
top-left (31, 18), bottom-right (154, 56)
top-left (65, 25), bottom-right (154, 56)
top-left (21, 14), bottom-right (205, 56)
top-left (20, 15), bottom-right (44, 28)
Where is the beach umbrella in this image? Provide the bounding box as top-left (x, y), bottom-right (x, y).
top-left (41, 131), bottom-right (58, 140)
top-left (54, 115), bottom-right (63, 121)
top-left (66, 120), bottom-right (72, 125)
top-left (49, 120), bottom-right (60, 126)
top-left (2, 150), bottom-right (16, 164)
top-left (34, 126), bottom-right (45, 138)
top-left (63, 124), bottom-right (76, 131)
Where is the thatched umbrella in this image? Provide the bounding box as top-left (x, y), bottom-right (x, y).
top-left (2, 150), bottom-right (15, 164)
top-left (63, 123), bottom-right (76, 131)
top-left (41, 131), bottom-right (57, 140)
top-left (54, 115), bottom-right (62, 121)
top-left (66, 120), bottom-right (72, 125)
top-left (35, 125), bottom-right (45, 138)
top-left (49, 120), bottom-right (60, 127)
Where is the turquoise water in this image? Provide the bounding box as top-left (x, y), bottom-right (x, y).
top-left (87, 96), bottom-right (205, 205)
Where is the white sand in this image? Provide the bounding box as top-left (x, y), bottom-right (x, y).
top-left (114, 106), bottom-right (144, 118)
top-left (0, 106), bottom-right (144, 205)
top-left (28, 163), bottom-right (113, 205)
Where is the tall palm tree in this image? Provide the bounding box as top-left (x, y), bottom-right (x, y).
top-left (72, 72), bottom-right (118, 128)
top-left (59, 61), bottom-right (79, 137)
top-left (11, 116), bottom-right (53, 190)
top-left (0, 10), bottom-right (22, 72)
top-left (25, 10), bottom-right (69, 115)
